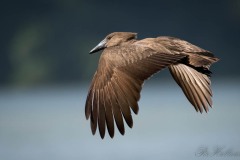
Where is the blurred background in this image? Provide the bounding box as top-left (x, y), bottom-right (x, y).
top-left (0, 0), bottom-right (240, 160)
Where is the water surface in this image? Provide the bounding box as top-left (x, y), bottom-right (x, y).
top-left (0, 81), bottom-right (239, 160)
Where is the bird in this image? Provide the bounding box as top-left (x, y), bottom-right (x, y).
top-left (85, 32), bottom-right (219, 139)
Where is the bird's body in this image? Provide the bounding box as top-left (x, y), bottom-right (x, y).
top-left (85, 32), bottom-right (219, 139)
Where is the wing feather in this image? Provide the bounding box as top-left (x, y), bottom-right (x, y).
top-left (98, 89), bottom-right (106, 138)
top-left (169, 64), bottom-right (213, 113)
top-left (111, 73), bottom-right (133, 128)
top-left (107, 82), bottom-right (125, 135)
top-left (114, 70), bottom-right (140, 114)
top-left (103, 86), bottom-right (115, 138)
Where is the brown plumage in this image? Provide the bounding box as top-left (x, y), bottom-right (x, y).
top-left (85, 32), bottom-right (219, 139)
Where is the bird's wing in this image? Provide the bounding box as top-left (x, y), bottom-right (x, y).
top-left (169, 64), bottom-right (212, 113)
top-left (85, 46), bottom-right (186, 138)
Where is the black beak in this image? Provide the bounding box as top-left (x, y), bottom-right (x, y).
top-left (89, 39), bottom-right (107, 54)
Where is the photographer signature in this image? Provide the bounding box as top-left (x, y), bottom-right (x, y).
top-left (195, 145), bottom-right (240, 157)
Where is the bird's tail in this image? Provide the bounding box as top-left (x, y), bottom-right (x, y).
top-left (169, 64), bottom-right (213, 113)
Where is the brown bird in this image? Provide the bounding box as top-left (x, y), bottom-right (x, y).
top-left (85, 32), bottom-right (219, 139)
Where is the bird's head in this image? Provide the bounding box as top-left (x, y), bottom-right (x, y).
top-left (89, 32), bottom-right (137, 54)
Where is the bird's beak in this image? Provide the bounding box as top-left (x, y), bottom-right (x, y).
top-left (89, 39), bottom-right (107, 54)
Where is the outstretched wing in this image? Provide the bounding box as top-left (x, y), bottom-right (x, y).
top-left (156, 36), bottom-right (218, 113)
top-left (169, 64), bottom-right (213, 113)
top-left (85, 46), bottom-right (186, 138)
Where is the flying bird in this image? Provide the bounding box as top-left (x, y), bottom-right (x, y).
top-left (85, 32), bottom-right (219, 139)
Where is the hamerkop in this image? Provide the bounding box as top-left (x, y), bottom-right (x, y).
top-left (85, 32), bottom-right (219, 139)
